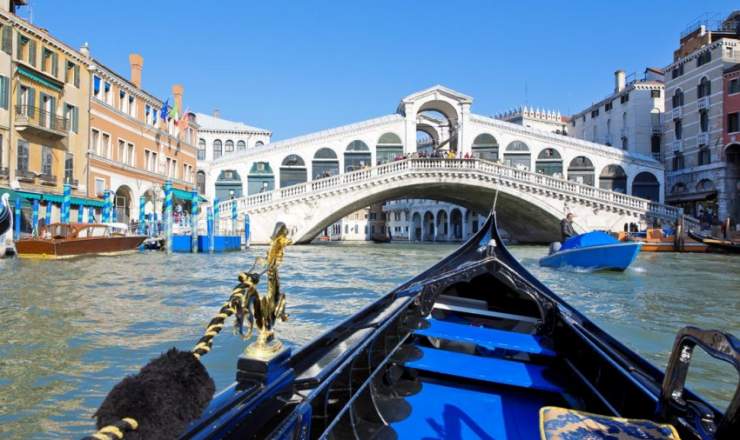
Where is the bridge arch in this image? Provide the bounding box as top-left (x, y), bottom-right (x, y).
top-left (376, 132), bottom-right (403, 164)
top-left (280, 154), bottom-right (307, 188)
top-left (247, 162), bottom-right (274, 195)
top-left (535, 148), bottom-right (563, 176)
top-left (471, 133), bottom-right (499, 161)
top-left (599, 164), bottom-right (627, 193)
top-left (344, 140), bottom-right (371, 172)
top-left (504, 141), bottom-right (531, 170)
top-left (215, 169), bottom-right (243, 199)
top-left (567, 156), bottom-right (595, 186)
top-left (312, 148), bottom-right (339, 179)
top-left (631, 171), bottom-right (660, 202)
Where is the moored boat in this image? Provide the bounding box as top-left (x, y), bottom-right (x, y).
top-left (15, 223), bottom-right (147, 259)
top-left (540, 231), bottom-right (642, 270)
top-left (688, 230), bottom-right (740, 254)
top-left (84, 214), bottom-right (739, 440)
top-left (0, 193), bottom-right (15, 257)
top-left (622, 228), bottom-right (708, 253)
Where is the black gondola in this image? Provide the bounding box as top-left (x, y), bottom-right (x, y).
top-left (0, 194), bottom-right (11, 238)
top-left (90, 213), bottom-right (739, 440)
top-left (688, 230), bottom-right (740, 254)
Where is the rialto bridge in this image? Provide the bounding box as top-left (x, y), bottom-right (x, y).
top-left (201, 85), bottom-right (684, 243)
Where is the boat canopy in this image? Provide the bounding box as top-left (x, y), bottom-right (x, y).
top-left (561, 231), bottom-right (617, 251)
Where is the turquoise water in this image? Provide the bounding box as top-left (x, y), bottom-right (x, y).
top-left (0, 243), bottom-right (738, 439)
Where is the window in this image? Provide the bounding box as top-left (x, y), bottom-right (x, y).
top-left (651, 89), bottom-right (661, 98)
top-left (0, 75), bottom-right (8, 109)
top-left (197, 139), bottom-right (206, 160)
top-left (672, 64), bottom-right (684, 79)
top-left (730, 79), bottom-right (740, 94)
top-left (1, 25), bottom-right (11, 55)
top-left (104, 81), bottom-right (112, 104)
top-left (699, 110), bottom-right (708, 132)
top-left (213, 140), bottom-right (223, 159)
top-left (237, 140), bottom-right (246, 152)
top-left (91, 128), bottom-right (100, 154)
top-left (42, 48), bottom-right (58, 76)
top-left (64, 153), bottom-right (74, 184)
top-left (93, 75), bottom-right (102, 99)
top-left (41, 146), bottom-right (53, 176)
top-left (672, 152), bottom-right (685, 170)
top-left (672, 89), bottom-right (684, 108)
top-left (697, 77), bottom-right (711, 98)
top-left (118, 139), bottom-right (126, 162)
top-left (605, 101), bottom-right (613, 112)
top-left (620, 93), bottom-right (629, 104)
top-left (591, 109), bottom-right (599, 118)
top-left (101, 133), bottom-right (111, 158)
top-left (64, 103), bottom-right (79, 133)
top-left (651, 135), bottom-right (661, 160)
top-left (225, 140), bottom-right (234, 153)
top-left (621, 136), bottom-right (628, 150)
top-left (119, 90), bottom-right (127, 113)
top-left (696, 50), bottom-right (711, 67)
top-left (65, 61), bottom-right (80, 87)
top-left (127, 143), bottom-right (135, 166)
top-left (698, 147), bottom-right (711, 166)
top-left (729, 112), bottom-right (740, 133)
top-left (674, 119), bottom-right (682, 139)
top-left (17, 140), bottom-right (29, 172)
top-left (165, 157), bottom-right (171, 177)
top-left (95, 178), bottom-right (105, 197)
top-left (128, 95), bottom-right (136, 117)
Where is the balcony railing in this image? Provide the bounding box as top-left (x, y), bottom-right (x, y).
top-left (16, 168), bottom-right (35, 181)
top-left (697, 96), bottom-right (710, 110)
top-left (39, 173), bottom-right (57, 185)
top-left (671, 106), bottom-right (682, 120)
top-left (15, 105), bottom-right (69, 137)
top-left (697, 132), bottom-right (710, 146)
top-left (672, 140), bottom-right (683, 152)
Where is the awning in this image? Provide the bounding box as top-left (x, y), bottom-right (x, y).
top-left (71, 196), bottom-right (105, 207)
top-left (42, 193), bottom-right (63, 203)
top-left (171, 187), bottom-right (207, 202)
top-left (666, 190), bottom-right (717, 203)
top-left (17, 65), bottom-right (64, 92)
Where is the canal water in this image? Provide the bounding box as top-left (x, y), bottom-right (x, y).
top-left (0, 244), bottom-right (738, 439)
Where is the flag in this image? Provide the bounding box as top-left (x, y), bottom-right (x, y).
top-left (168, 99), bottom-right (179, 120)
top-left (160, 99), bottom-right (169, 122)
top-left (177, 107), bottom-right (190, 132)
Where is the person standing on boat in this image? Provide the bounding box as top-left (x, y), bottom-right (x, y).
top-left (560, 213), bottom-right (576, 243)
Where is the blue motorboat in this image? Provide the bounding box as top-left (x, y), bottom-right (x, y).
top-left (84, 215), bottom-right (738, 440)
top-left (540, 230), bottom-right (642, 271)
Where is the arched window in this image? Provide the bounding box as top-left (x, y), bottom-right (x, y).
top-left (599, 164), bottom-right (627, 193)
top-left (196, 170), bottom-right (206, 194)
top-left (313, 148), bottom-right (339, 178)
top-left (344, 140), bottom-right (371, 172)
top-left (671, 182), bottom-right (686, 194)
top-left (503, 141), bottom-right (530, 169)
top-left (535, 148), bottom-right (563, 176)
top-left (255, 141), bottom-right (264, 147)
top-left (697, 77), bottom-right (711, 98)
top-left (471, 133), bottom-right (499, 161)
top-left (197, 139), bottom-right (206, 160)
top-left (567, 156), bottom-right (595, 186)
top-left (213, 140), bottom-right (223, 160)
top-left (631, 172), bottom-right (660, 201)
top-left (237, 140), bottom-right (246, 152)
top-left (279, 154), bottom-right (307, 187)
top-left (215, 169), bottom-right (243, 200)
top-left (672, 89), bottom-right (684, 108)
top-left (247, 162), bottom-right (274, 195)
top-left (224, 140), bottom-right (234, 153)
top-left (376, 133), bottom-right (403, 164)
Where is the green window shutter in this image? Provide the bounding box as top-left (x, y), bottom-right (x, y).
top-left (73, 106), bottom-right (79, 132)
top-left (51, 52), bottom-right (58, 77)
top-left (28, 39), bottom-right (36, 66)
top-left (16, 85), bottom-right (22, 110)
top-left (1, 76), bottom-right (8, 109)
top-left (15, 32), bottom-right (22, 59)
top-left (28, 87), bottom-right (35, 116)
top-left (73, 64), bottom-right (80, 88)
top-left (1, 26), bottom-right (11, 55)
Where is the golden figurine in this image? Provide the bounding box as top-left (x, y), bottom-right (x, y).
top-left (238, 222), bottom-right (292, 360)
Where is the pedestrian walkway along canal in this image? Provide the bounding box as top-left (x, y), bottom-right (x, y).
top-left (0, 243), bottom-right (738, 438)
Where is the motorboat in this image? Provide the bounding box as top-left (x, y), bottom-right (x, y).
top-left (540, 231), bottom-right (642, 271)
top-left (622, 228), bottom-right (708, 253)
top-left (688, 230), bottom-right (740, 254)
top-left (85, 214), bottom-right (737, 440)
top-left (15, 223), bottom-right (147, 259)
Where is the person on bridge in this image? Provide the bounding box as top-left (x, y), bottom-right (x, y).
top-left (560, 213), bottom-right (576, 243)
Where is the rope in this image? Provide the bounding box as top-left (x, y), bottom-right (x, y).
top-left (82, 418), bottom-right (138, 440)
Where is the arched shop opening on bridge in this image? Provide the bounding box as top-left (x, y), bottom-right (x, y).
top-left (423, 211), bottom-right (435, 241)
top-left (471, 133), bottom-right (499, 161)
top-left (412, 212), bottom-right (422, 241)
top-left (504, 141), bottom-right (531, 169)
top-left (376, 133), bottom-right (403, 164)
top-left (416, 128), bottom-right (437, 154)
top-left (312, 148), bottom-right (339, 179)
top-left (567, 156), bottom-right (595, 186)
top-left (631, 172), bottom-right (660, 202)
top-left (535, 148), bottom-right (563, 176)
top-left (416, 100), bottom-right (459, 152)
top-left (215, 169), bottom-right (243, 200)
top-left (114, 185), bottom-right (134, 224)
top-left (344, 140), bottom-right (371, 172)
top-left (450, 208), bottom-right (463, 240)
top-left (280, 154), bottom-right (307, 187)
top-left (247, 162), bottom-right (274, 195)
top-left (599, 165), bottom-right (627, 193)
top-left (436, 210), bottom-right (448, 240)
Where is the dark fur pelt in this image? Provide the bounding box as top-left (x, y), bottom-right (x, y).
top-left (94, 348), bottom-right (215, 439)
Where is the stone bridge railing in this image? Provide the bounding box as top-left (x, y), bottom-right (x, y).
top-left (218, 158), bottom-right (695, 228)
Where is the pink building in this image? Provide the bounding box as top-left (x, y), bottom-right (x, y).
top-left (723, 64), bottom-right (740, 222)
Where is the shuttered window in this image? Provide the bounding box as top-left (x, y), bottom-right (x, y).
top-left (0, 75), bottom-right (8, 109)
top-left (1, 25), bottom-right (11, 55)
top-left (28, 39), bottom-right (36, 66)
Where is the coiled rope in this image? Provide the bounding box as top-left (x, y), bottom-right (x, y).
top-left (82, 417), bottom-right (138, 440)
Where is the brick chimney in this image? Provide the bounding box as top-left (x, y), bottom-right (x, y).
top-left (129, 53), bottom-right (143, 88)
top-left (172, 84), bottom-right (184, 114)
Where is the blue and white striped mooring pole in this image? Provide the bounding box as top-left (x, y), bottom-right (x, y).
top-left (89, 205), bottom-right (95, 224)
top-left (163, 180), bottom-right (173, 254)
top-left (244, 214), bottom-right (250, 248)
top-left (212, 197), bottom-right (220, 237)
top-left (31, 199), bottom-right (39, 237)
top-left (61, 183), bottom-right (71, 224)
top-left (191, 188), bottom-right (199, 253)
top-left (45, 202), bottom-right (52, 226)
top-left (231, 199), bottom-right (237, 235)
top-left (14, 197), bottom-right (21, 241)
top-left (207, 206), bottom-right (214, 254)
top-left (102, 190), bottom-right (111, 223)
top-left (110, 191), bottom-right (117, 223)
top-left (77, 204), bottom-right (84, 223)
top-left (138, 196), bottom-right (146, 235)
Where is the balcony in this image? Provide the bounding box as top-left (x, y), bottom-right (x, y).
top-left (697, 96), bottom-right (710, 110)
top-left (39, 173), bottom-right (57, 186)
top-left (697, 132), bottom-right (710, 146)
top-left (672, 139), bottom-right (683, 152)
top-left (671, 106), bottom-right (682, 119)
top-left (15, 105), bottom-right (69, 140)
top-left (16, 168), bottom-right (35, 182)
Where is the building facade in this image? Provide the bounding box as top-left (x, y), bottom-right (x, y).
top-left (0, 1), bottom-right (96, 226)
top-left (663, 12), bottom-right (740, 222)
top-left (195, 111), bottom-right (271, 199)
top-left (722, 64), bottom-right (740, 222)
top-left (570, 69), bottom-right (664, 160)
top-left (87, 53), bottom-right (199, 224)
top-left (383, 199), bottom-right (487, 242)
top-left (495, 107), bottom-right (569, 135)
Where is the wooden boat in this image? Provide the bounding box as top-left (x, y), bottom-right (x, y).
top-left (88, 214), bottom-right (739, 440)
top-left (540, 231), bottom-right (642, 270)
top-left (371, 233), bottom-right (391, 243)
top-left (621, 228), bottom-right (708, 253)
top-left (15, 223), bottom-right (147, 259)
top-left (688, 230), bottom-right (740, 254)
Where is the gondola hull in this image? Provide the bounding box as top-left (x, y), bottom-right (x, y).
top-left (688, 230), bottom-right (740, 254)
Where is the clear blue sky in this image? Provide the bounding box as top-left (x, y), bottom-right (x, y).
top-left (20, 0), bottom-right (738, 140)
